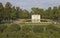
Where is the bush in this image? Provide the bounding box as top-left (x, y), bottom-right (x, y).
top-left (33, 25), bottom-right (45, 33)
top-left (4, 24), bottom-right (21, 32)
top-left (22, 25), bottom-right (32, 32)
top-left (0, 24), bottom-right (7, 33)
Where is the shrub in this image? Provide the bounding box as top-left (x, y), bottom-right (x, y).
top-left (4, 24), bottom-right (21, 32)
top-left (0, 24), bottom-right (7, 33)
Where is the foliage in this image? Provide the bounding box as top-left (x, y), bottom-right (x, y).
top-left (0, 24), bottom-right (7, 33)
top-left (0, 24), bottom-right (60, 38)
top-left (4, 24), bottom-right (21, 32)
top-left (0, 2), bottom-right (60, 23)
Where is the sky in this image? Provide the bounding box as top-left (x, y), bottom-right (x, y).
top-left (0, 0), bottom-right (60, 10)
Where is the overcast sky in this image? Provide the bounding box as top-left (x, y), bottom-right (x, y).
top-left (0, 0), bottom-right (60, 10)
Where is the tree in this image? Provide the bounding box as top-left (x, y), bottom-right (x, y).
top-left (45, 7), bottom-right (52, 19)
top-left (31, 8), bottom-right (44, 18)
top-left (19, 9), bottom-right (29, 19)
top-left (31, 8), bottom-right (41, 14)
top-left (11, 6), bottom-right (16, 20)
top-left (52, 7), bottom-right (58, 20)
top-left (16, 7), bottom-right (21, 18)
top-left (0, 2), bottom-right (4, 23)
top-left (4, 2), bottom-right (12, 20)
top-left (58, 6), bottom-right (60, 21)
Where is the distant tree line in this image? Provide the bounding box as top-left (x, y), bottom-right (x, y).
top-left (0, 2), bottom-right (60, 23)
